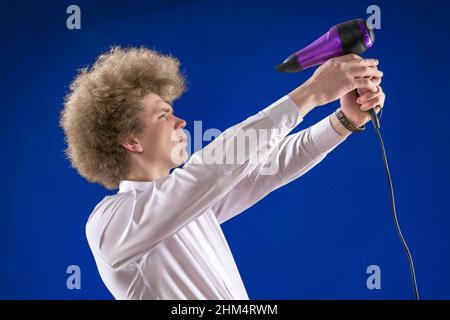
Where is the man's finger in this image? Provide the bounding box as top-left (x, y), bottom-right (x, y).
top-left (336, 53), bottom-right (362, 62)
top-left (353, 78), bottom-right (378, 93)
top-left (348, 58), bottom-right (379, 68)
top-left (349, 66), bottom-right (383, 78)
top-left (360, 94), bottom-right (385, 111)
top-left (369, 76), bottom-right (382, 86)
top-left (357, 86), bottom-right (382, 104)
top-left (357, 77), bottom-right (381, 96)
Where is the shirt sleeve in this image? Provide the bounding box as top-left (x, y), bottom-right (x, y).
top-left (87, 96), bottom-right (304, 269)
top-left (210, 114), bottom-right (348, 225)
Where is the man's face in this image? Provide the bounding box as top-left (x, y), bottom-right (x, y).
top-left (137, 93), bottom-right (188, 168)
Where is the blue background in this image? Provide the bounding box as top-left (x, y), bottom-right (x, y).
top-left (1, 0), bottom-right (449, 299)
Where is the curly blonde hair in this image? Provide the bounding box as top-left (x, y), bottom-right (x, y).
top-left (60, 46), bottom-right (186, 189)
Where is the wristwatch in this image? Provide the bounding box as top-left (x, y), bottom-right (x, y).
top-left (335, 108), bottom-right (365, 132)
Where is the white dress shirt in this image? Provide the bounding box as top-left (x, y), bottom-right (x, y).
top-left (85, 95), bottom-right (347, 300)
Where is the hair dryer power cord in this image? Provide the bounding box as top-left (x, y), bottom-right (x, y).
top-left (370, 112), bottom-right (420, 300)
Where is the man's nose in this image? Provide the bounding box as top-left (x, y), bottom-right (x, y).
top-left (173, 116), bottom-right (186, 130)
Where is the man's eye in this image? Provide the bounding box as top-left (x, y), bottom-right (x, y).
top-left (160, 113), bottom-right (168, 119)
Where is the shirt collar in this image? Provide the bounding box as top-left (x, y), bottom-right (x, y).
top-left (118, 180), bottom-right (154, 193)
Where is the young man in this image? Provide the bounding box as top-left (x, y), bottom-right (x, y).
top-left (60, 46), bottom-right (385, 299)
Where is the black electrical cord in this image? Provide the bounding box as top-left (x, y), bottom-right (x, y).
top-left (370, 112), bottom-right (420, 300)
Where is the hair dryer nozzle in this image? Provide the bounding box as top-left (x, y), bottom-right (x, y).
top-left (275, 53), bottom-right (303, 72)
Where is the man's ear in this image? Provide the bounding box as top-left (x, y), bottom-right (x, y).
top-left (121, 138), bottom-right (144, 153)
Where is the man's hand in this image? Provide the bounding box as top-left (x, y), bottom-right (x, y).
top-left (340, 76), bottom-right (385, 128)
top-left (288, 54), bottom-right (382, 118)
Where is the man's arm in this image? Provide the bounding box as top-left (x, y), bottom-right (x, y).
top-left (87, 55), bottom-right (380, 269)
top-left (210, 71), bottom-right (386, 225)
top-left (88, 95), bottom-right (304, 269)
top-left (211, 110), bottom-right (350, 225)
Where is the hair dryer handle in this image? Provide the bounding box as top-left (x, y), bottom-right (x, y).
top-left (356, 90), bottom-right (380, 129)
top-left (368, 108), bottom-right (380, 129)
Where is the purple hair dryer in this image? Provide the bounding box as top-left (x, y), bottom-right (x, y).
top-left (276, 19), bottom-right (421, 301)
top-left (276, 19), bottom-right (379, 128)
top-left (276, 19), bottom-right (374, 72)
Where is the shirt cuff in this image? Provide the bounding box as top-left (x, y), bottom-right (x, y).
top-left (309, 114), bottom-right (348, 153)
top-left (260, 95), bottom-right (304, 138)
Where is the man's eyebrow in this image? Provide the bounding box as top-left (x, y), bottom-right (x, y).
top-left (156, 105), bottom-right (174, 114)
